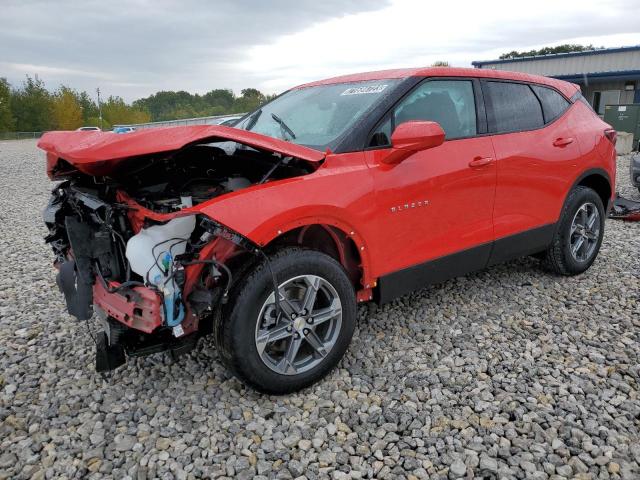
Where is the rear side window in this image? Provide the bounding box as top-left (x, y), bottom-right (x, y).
top-left (531, 85), bottom-right (570, 123)
top-left (577, 93), bottom-right (597, 114)
top-left (485, 81), bottom-right (544, 133)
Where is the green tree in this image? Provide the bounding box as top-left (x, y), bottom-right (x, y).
top-left (499, 44), bottom-right (602, 59)
top-left (133, 88), bottom-right (248, 121)
top-left (85, 116), bottom-right (110, 130)
top-left (0, 78), bottom-right (15, 132)
top-left (11, 75), bottom-right (54, 132)
top-left (102, 96), bottom-right (150, 126)
top-left (52, 86), bottom-right (83, 130)
top-left (234, 88), bottom-right (266, 113)
top-left (77, 91), bottom-right (99, 122)
top-left (203, 88), bottom-right (234, 110)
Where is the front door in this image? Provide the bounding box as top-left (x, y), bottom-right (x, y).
top-left (364, 78), bottom-right (497, 299)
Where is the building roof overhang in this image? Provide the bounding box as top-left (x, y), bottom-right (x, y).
top-left (552, 69), bottom-right (640, 83)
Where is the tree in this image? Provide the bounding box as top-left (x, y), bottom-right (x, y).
top-left (133, 90), bottom-right (194, 121)
top-left (52, 86), bottom-right (83, 130)
top-left (0, 78), bottom-right (15, 132)
top-left (234, 88), bottom-right (266, 113)
top-left (85, 116), bottom-right (110, 130)
top-left (11, 75), bottom-right (54, 132)
top-left (102, 96), bottom-right (150, 126)
top-left (203, 88), bottom-right (234, 110)
top-left (499, 44), bottom-right (602, 59)
top-left (5, 73), bottom-right (275, 130)
top-left (77, 91), bottom-right (99, 122)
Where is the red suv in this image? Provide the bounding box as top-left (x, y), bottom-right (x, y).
top-left (39, 67), bottom-right (616, 393)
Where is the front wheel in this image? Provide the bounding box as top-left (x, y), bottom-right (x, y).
top-left (542, 186), bottom-right (605, 275)
top-left (215, 248), bottom-right (356, 394)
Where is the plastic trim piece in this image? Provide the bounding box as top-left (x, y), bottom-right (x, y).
top-left (377, 223), bottom-right (557, 304)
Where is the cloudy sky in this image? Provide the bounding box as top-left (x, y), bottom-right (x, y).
top-left (2, 0), bottom-right (639, 101)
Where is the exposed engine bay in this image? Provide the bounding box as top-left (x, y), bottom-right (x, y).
top-left (112, 143), bottom-right (313, 212)
top-left (43, 140), bottom-right (317, 371)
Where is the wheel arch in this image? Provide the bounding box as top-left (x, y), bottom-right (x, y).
top-left (262, 219), bottom-right (374, 301)
top-left (571, 168), bottom-right (612, 211)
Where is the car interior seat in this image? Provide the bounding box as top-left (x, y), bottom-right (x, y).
top-left (395, 92), bottom-right (461, 137)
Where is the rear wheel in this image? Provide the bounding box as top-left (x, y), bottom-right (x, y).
top-left (542, 186), bottom-right (605, 275)
top-left (215, 248), bottom-right (356, 394)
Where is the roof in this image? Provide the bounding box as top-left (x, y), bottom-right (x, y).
top-left (471, 45), bottom-right (640, 67)
top-left (294, 67), bottom-right (579, 98)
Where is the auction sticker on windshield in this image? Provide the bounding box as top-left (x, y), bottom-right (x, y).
top-left (341, 84), bottom-right (388, 95)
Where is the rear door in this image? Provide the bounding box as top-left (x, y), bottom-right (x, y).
top-left (482, 80), bottom-right (579, 263)
top-left (364, 78), bottom-right (497, 292)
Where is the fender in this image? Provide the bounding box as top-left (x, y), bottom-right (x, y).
top-left (197, 152), bottom-right (378, 291)
top-left (567, 167), bottom-right (613, 209)
top-left (203, 207), bottom-right (376, 290)
top-left (545, 167), bottom-right (613, 243)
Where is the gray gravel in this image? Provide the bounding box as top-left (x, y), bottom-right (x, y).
top-left (1, 139), bottom-right (639, 480)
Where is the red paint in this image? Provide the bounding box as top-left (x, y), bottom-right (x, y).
top-left (384, 121), bottom-right (445, 165)
top-left (296, 67), bottom-right (578, 98)
top-left (364, 135), bottom-right (497, 275)
top-left (39, 125), bottom-right (324, 178)
top-left (39, 67), bottom-right (616, 335)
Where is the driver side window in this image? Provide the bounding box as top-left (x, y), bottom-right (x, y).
top-left (369, 79), bottom-right (477, 147)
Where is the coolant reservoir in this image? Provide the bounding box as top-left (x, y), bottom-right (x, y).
top-left (126, 197), bottom-right (196, 327)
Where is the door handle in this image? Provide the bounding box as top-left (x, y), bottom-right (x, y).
top-left (553, 137), bottom-right (574, 147)
top-left (468, 156), bottom-right (494, 168)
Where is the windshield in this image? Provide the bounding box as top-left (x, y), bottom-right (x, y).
top-left (236, 79), bottom-right (401, 151)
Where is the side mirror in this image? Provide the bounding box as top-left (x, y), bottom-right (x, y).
top-left (382, 121), bottom-right (445, 165)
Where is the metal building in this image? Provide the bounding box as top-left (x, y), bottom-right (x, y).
top-left (472, 46), bottom-right (640, 117)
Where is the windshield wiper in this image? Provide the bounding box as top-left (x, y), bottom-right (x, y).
top-left (271, 113), bottom-right (296, 140)
top-left (245, 109), bottom-right (262, 131)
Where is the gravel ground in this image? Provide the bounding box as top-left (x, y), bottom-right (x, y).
top-left (0, 139), bottom-right (639, 480)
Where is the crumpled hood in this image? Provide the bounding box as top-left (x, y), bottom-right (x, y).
top-left (38, 125), bottom-right (325, 177)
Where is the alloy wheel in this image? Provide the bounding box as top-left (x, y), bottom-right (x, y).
top-left (255, 274), bottom-right (343, 375)
top-left (569, 202), bottom-right (600, 262)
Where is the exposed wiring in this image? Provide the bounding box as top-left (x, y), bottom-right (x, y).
top-left (199, 219), bottom-right (281, 315)
top-left (145, 237), bottom-right (188, 284)
top-left (94, 261), bottom-right (146, 293)
top-left (179, 259), bottom-right (233, 298)
top-left (84, 318), bottom-right (97, 347)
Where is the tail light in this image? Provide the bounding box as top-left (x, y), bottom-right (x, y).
top-left (604, 129), bottom-right (617, 145)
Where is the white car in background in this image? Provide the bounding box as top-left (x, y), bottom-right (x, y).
top-left (76, 126), bottom-right (101, 132)
top-left (214, 115), bottom-right (243, 127)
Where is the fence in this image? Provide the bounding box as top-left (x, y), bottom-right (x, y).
top-left (0, 113), bottom-right (246, 140)
top-left (0, 131), bottom-right (43, 141)
top-left (113, 113), bottom-right (245, 130)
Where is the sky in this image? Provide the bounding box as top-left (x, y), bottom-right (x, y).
top-left (1, 0), bottom-right (640, 102)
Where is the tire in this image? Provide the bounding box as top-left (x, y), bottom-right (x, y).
top-left (214, 247), bottom-right (356, 394)
top-left (542, 186), bottom-right (605, 275)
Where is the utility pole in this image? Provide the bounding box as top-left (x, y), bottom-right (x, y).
top-left (96, 87), bottom-right (103, 130)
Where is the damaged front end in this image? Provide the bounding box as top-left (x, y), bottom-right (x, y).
top-left (40, 129), bottom-right (320, 371)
